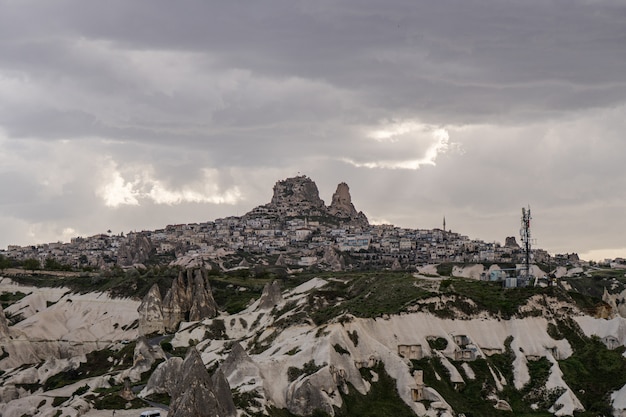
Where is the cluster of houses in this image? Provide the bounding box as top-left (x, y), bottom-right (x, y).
top-left (2, 210), bottom-right (581, 272)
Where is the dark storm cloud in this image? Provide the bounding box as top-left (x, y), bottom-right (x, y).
top-left (1, 0), bottom-right (626, 258)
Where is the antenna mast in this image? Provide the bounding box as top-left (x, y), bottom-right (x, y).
top-left (520, 206), bottom-right (532, 279)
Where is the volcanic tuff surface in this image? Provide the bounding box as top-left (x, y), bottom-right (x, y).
top-left (140, 268), bottom-right (219, 334)
top-left (249, 175), bottom-right (368, 226)
top-left (4, 268), bottom-right (626, 416)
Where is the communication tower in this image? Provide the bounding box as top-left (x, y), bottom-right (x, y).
top-left (520, 206), bottom-right (532, 279)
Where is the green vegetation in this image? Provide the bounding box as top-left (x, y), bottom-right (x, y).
top-left (556, 319), bottom-right (626, 416)
top-left (51, 397), bottom-right (69, 407)
top-left (437, 278), bottom-right (555, 318)
top-left (285, 347), bottom-right (301, 356)
top-left (8, 265), bottom-right (180, 299)
top-left (287, 360), bottom-right (325, 382)
top-left (307, 272), bottom-right (434, 324)
top-left (22, 258), bottom-right (40, 271)
top-left (205, 319), bottom-right (227, 340)
top-left (427, 337), bottom-right (448, 351)
top-left (72, 384), bottom-right (90, 396)
top-left (333, 344), bottom-right (350, 355)
top-left (43, 342), bottom-right (137, 390)
top-left (410, 354), bottom-right (552, 417)
top-left (44, 257), bottom-right (73, 271)
top-left (0, 254), bottom-right (14, 270)
top-left (336, 363), bottom-right (417, 417)
top-left (0, 290), bottom-right (27, 309)
top-left (232, 389), bottom-right (263, 412)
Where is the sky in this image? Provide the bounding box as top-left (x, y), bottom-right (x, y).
top-left (1, 0), bottom-right (626, 261)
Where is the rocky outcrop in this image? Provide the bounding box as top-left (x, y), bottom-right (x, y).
top-left (212, 369), bottom-right (238, 417)
top-left (162, 268), bottom-right (219, 333)
top-left (219, 343), bottom-right (263, 385)
top-left (603, 288), bottom-right (626, 318)
top-left (138, 284), bottom-right (165, 336)
top-left (141, 356), bottom-right (184, 398)
top-left (258, 281), bottom-right (283, 310)
top-left (328, 182), bottom-right (368, 226)
top-left (0, 304), bottom-right (10, 338)
top-left (505, 236), bottom-right (520, 248)
top-left (286, 368), bottom-right (338, 416)
top-left (275, 254), bottom-right (287, 267)
top-left (169, 348), bottom-right (236, 417)
top-left (247, 176), bottom-right (368, 226)
top-left (270, 176), bottom-right (325, 211)
top-left (118, 337), bottom-right (167, 383)
top-left (322, 247), bottom-right (344, 271)
top-left (117, 232), bottom-right (154, 266)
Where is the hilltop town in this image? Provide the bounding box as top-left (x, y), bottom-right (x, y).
top-left (3, 176), bottom-right (626, 417)
top-left (0, 176), bottom-right (610, 274)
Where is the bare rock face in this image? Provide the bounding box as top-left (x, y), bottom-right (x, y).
top-left (212, 369), bottom-right (238, 417)
top-left (119, 336), bottom-right (167, 383)
top-left (258, 281), bottom-right (283, 310)
top-left (0, 304), bottom-right (10, 338)
top-left (138, 284), bottom-right (165, 336)
top-left (505, 236), bottom-right (520, 248)
top-left (275, 254), bottom-right (287, 267)
top-left (169, 348), bottom-right (236, 417)
top-left (328, 182), bottom-right (368, 226)
top-left (391, 258), bottom-right (401, 270)
top-left (219, 343), bottom-right (262, 385)
top-left (270, 175), bottom-right (325, 209)
top-left (286, 368), bottom-right (337, 416)
top-left (162, 268), bottom-right (219, 333)
top-left (322, 247), bottom-right (344, 271)
top-left (141, 356), bottom-right (184, 398)
top-left (117, 232), bottom-right (154, 266)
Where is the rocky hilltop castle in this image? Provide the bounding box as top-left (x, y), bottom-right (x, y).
top-left (246, 175), bottom-right (369, 227)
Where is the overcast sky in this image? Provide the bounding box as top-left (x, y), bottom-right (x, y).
top-left (1, 0), bottom-right (625, 260)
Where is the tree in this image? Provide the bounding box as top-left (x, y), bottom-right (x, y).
top-left (23, 258), bottom-right (40, 271)
top-left (0, 255), bottom-right (12, 271)
top-left (45, 257), bottom-right (62, 270)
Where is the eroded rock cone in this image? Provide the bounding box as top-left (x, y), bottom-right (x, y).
top-left (0, 304), bottom-right (10, 338)
top-left (162, 268), bottom-right (218, 333)
top-left (138, 283), bottom-right (165, 336)
top-left (258, 281), bottom-right (283, 310)
top-left (169, 348), bottom-right (235, 417)
top-left (328, 182), bottom-right (369, 226)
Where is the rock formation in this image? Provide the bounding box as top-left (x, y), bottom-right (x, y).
top-left (117, 232), bottom-right (154, 266)
top-left (270, 175), bottom-right (325, 211)
top-left (137, 284), bottom-right (165, 336)
top-left (322, 247), bottom-right (344, 271)
top-left (286, 368), bottom-right (338, 416)
top-left (258, 281), bottom-right (283, 310)
top-left (212, 369), bottom-right (238, 417)
top-left (505, 236), bottom-right (520, 248)
top-left (141, 356), bottom-right (184, 398)
top-left (168, 348), bottom-right (236, 417)
top-left (162, 268), bottom-right (219, 333)
top-left (328, 182), bottom-right (368, 226)
top-left (275, 254), bottom-right (287, 267)
top-left (0, 304), bottom-right (10, 338)
top-left (247, 176), bottom-right (368, 226)
top-left (119, 336), bottom-right (167, 383)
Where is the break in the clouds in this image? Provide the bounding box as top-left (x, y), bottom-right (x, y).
top-left (1, 0), bottom-right (626, 260)
top-left (97, 160), bottom-right (242, 208)
top-left (343, 122), bottom-right (455, 169)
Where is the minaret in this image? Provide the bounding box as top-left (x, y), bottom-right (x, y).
top-left (443, 216), bottom-right (446, 232)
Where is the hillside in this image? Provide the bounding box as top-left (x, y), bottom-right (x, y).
top-left (2, 265), bottom-right (626, 417)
